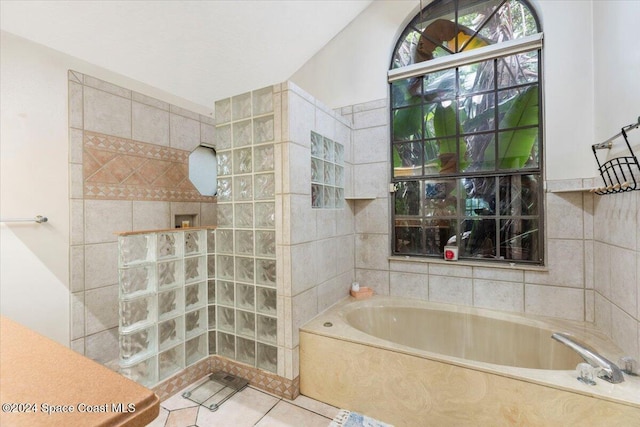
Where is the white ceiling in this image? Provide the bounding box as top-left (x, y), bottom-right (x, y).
top-left (0, 0), bottom-right (373, 108)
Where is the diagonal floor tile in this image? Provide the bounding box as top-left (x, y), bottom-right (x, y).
top-left (165, 406), bottom-right (199, 427)
top-left (255, 400), bottom-right (331, 427)
top-left (289, 394), bottom-right (340, 419)
top-left (146, 407), bottom-right (169, 427)
top-left (196, 387), bottom-right (279, 427)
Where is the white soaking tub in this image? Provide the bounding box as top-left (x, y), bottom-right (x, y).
top-left (299, 296), bottom-right (640, 426)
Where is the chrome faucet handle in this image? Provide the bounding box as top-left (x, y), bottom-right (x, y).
top-left (618, 357), bottom-right (639, 376)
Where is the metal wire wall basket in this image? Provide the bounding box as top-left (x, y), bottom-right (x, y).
top-left (591, 117), bottom-right (640, 195)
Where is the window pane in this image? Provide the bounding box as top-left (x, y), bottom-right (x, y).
top-left (423, 70), bottom-right (456, 102)
top-left (500, 219), bottom-right (540, 262)
top-left (395, 181), bottom-right (421, 216)
top-left (498, 50), bottom-right (539, 89)
top-left (459, 218), bottom-right (496, 258)
top-left (477, 0), bottom-right (538, 44)
top-left (392, 28), bottom-right (422, 69)
top-left (459, 59), bottom-right (494, 95)
top-left (393, 142), bottom-right (423, 177)
top-left (393, 105), bottom-right (423, 141)
top-left (395, 222), bottom-right (422, 254)
top-left (425, 219), bottom-right (457, 255)
top-left (424, 179), bottom-right (457, 217)
top-left (499, 174), bottom-right (540, 216)
top-left (498, 129), bottom-right (539, 170)
top-left (391, 78), bottom-right (422, 108)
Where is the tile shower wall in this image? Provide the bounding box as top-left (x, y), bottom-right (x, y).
top-left (213, 82), bottom-right (355, 381)
top-left (343, 98), bottom-right (596, 325)
top-left (68, 71), bottom-right (216, 367)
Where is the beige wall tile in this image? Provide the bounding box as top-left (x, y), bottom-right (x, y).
top-left (69, 163), bottom-right (83, 199)
top-left (291, 287), bottom-right (318, 348)
top-left (201, 123), bottom-right (215, 146)
top-left (171, 202), bottom-right (201, 226)
top-left (353, 126), bottom-right (388, 164)
top-left (389, 259), bottom-right (429, 275)
top-left (355, 233), bottom-right (389, 270)
top-left (525, 285), bottom-right (584, 321)
top-left (85, 327), bottom-right (119, 364)
top-left (85, 284), bottom-right (119, 335)
top-left (315, 108), bottom-right (336, 141)
top-left (69, 128), bottom-right (83, 163)
top-left (585, 290), bottom-right (595, 323)
top-left (429, 263), bottom-right (473, 278)
top-left (353, 99), bottom-right (387, 113)
top-left (71, 292), bottom-right (85, 340)
top-left (355, 268), bottom-right (390, 296)
top-left (68, 70), bottom-right (83, 83)
top-left (170, 104), bottom-right (200, 121)
top-left (355, 198), bottom-right (388, 234)
top-left (583, 193), bottom-right (594, 240)
top-left (336, 235), bottom-right (355, 275)
top-left (69, 81), bottom-right (83, 129)
top-left (429, 275), bottom-right (472, 305)
top-left (316, 209), bottom-right (337, 240)
top-left (200, 202), bottom-right (217, 227)
top-left (609, 246), bottom-right (637, 317)
top-left (611, 304), bottom-right (639, 360)
top-left (71, 199), bottom-right (84, 245)
top-left (132, 102), bottom-right (170, 146)
top-left (85, 199), bottom-right (132, 243)
top-left (133, 201), bottom-right (170, 231)
top-left (593, 241), bottom-right (612, 299)
top-left (317, 272), bottom-right (351, 313)
top-left (283, 296), bottom-right (293, 348)
top-left (70, 338), bottom-right (85, 355)
top-left (170, 113), bottom-right (200, 152)
top-left (287, 142), bottom-right (311, 195)
top-left (315, 238), bottom-right (337, 284)
top-left (84, 75), bottom-right (131, 98)
top-left (132, 91), bottom-right (170, 111)
top-left (473, 266), bottom-right (523, 283)
top-left (584, 241), bottom-right (594, 289)
top-left (353, 107), bottom-right (388, 130)
top-left (594, 292), bottom-right (613, 337)
top-left (474, 279), bottom-right (524, 313)
top-left (390, 271), bottom-right (428, 300)
top-left (336, 202), bottom-right (355, 236)
top-left (287, 91), bottom-right (315, 147)
top-left (85, 243), bottom-right (118, 290)
top-left (353, 163), bottom-right (388, 198)
top-left (70, 245), bottom-right (85, 293)
top-left (83, 86), bottom-right (131, 138)
top-left (545, 192), bottom-right (584, 239)
top-left (291, 241), bottom-right (317, 296)
top-left (525, 239), bottom-right (584, 288)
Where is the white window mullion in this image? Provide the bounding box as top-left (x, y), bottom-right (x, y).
top-left (388, 33), bottom-right (543, 83)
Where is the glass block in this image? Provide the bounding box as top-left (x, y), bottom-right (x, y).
top-left (233, 148), bottom-right (252, 174)
top-left (257, 343), bottom-right (277, 373)
top-left (185, 256), bottom-right (206, 284)
top-left (157, 259), bottom-right (184, 290)
top-left (119, 234), bottom-right (155, 267)
top-left (335, 188), bottom-right (345, 208)
top-left (323, 137), bottom-right (335, 162)
top-left (215, 98), bottom-right (231, 124)
top-left (253, 115), bottom-right (274, 144)
top-left (185, 308), bottom-right (207, 339)
top-left (324, 162), bottom-right (335, 185)
top-left (216, 255), bottom-right (234, 280)
top-left (120, 355), bottom-right (157, 388)
top-left (157, 232), bottom-right (183, 259)
top-left (323, 186), bottom-right (335, 208)
top-left (234, 203), bottom-right (254, 228)
top-left (232, 92), bottom-right (252, 121)
top-left (158, 316), bottom-right (183, 351)
top-left (235, 230), bottom-right (254, 256)
top-left (218, 332), bottom-right (235, 359)
top-left (311, 158), bottom-right (323, 183)
top-left (215, 124), bottom-right (231, 150)
top-left (254, 144), bottom-right (274, 172)
top-left (208, 280), bottom-right (216, 304)
top-left (234, 176), bottom-right (253, 201)
top-left (233, 120), bottom-right (252, 147)
top-left (216, 229), bottom-right (234, 254)
top-left (256, 315), bottom-right (277, 344)
top-left (236, 310), bottom-right (255, 339)
top-left (216, 281), bottom-right (234, 307)
top-left (217, 151), bottom-right (232, 176)
top-left (256, 259), bottom-right (276, 287)
top-left (159, 344), bottom-right (184, 381)
top-left (120, 294), bottom-right (156, 331)
top-left (335, 142), bottom-right (345, 165)
top-left (255, 231), bottom-right (275, 258)
top-left (185, 230), bottom-right (205, 256)
top-left (208, 331), bottom-right (216, 355)
top-left (120, 325), bottom-right (156, 363)
top-left (207, 255), bottom-right (216, 278)
top-left (207, 230), bottom-right (216, 253)
top-left (217, 178), bottom-right (232, 202)
top-left (235, 257), bottom-right (255, 283)
top-left (255, 202), bottom-right (275, 229)
top-left (185, 281), bottom-right (206, 311)
top-left (236, 283), bottom-right (255, 311)
top-left (256, 288), bottom-right (276, 316)
top-left (217, 306), bottom-right (235, 333)
top-left (217, 203), bottom-right (233, 228)
top-left (236, 337), bottom-right (256, 366)
top-left (335, 165), bottom-right (344, 187)
top-left (252, 86), bottom-right (273, 115)
top-left (185, 334), bottom-right (208, 366)
top-left (312, 184), bottom-right (323, 208)
top-left (208, 305), bottom-right (216, 329)
top-left (120, 264), bottom-right (156, 297)
top-left (311, 131), bottom-right (324, 158)
top-left (158, 287), bottom-right (183, 320)
top-left (254, 173), bottom-right (275, 200)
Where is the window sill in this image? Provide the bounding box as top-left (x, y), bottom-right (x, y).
top-left (388, 255), bottom-right (548, 272)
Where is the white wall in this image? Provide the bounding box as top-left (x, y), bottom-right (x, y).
top-left (292, 0), bottom-right (604, 181)
top-left (0, 31), bottom-right (211, 345)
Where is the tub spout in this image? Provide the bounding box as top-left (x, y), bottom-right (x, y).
top-left (552, 332), bottom-right (624, 384)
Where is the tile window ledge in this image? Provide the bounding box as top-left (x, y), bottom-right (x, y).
top-left (388, 255), bottom-right (549, 272)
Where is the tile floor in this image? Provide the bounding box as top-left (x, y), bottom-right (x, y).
top-left (147, 376), bottom-right (340, 427)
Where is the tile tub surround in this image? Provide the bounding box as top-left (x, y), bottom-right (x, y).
top-left (300, 296), bottom-right (640, 426)
top-left (68, 70), bottom-right (216, 367)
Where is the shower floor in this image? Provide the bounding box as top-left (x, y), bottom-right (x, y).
top-left (147, 374), bottom-right (339, 426)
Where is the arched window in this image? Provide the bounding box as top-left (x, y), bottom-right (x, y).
top-left (389, 0), bottom-right (543, 264)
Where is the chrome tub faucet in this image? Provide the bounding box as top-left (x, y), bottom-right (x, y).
top-left (552, 332), bottom-right (625, 384)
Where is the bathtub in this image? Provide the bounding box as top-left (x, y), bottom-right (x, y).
top-left (299, 296), bottom-right (640, 426)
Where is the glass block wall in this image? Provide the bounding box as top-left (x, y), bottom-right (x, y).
top-left (118, 229), bottom-right (212, 387)
top-left (213, 86), bottom-right (279, 374)
top-left (311, 131), bottom-right (345, 208)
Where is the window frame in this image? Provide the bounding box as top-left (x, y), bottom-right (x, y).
top-left (388, 0), bottom-right (545, 265)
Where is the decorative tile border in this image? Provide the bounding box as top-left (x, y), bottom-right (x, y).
top-left (83, 131), bottom-right (215, 202)
top-left (151, 355), bottom-right (300, 401)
